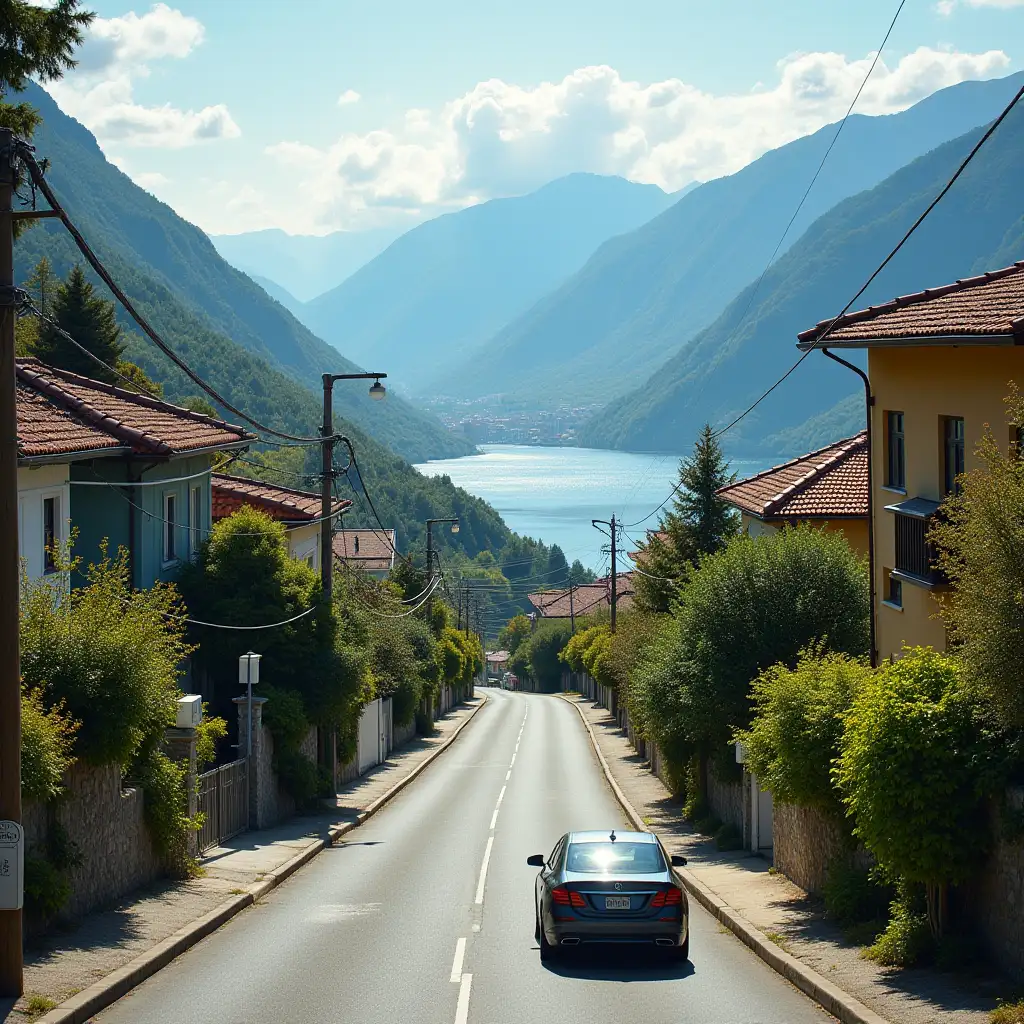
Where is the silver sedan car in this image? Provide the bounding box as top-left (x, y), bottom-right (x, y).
top-left (528, 830), bottom-right (690, 961)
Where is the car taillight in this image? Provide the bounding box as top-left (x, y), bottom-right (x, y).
top-left (651, 887), bottom-right (682, 908)
top-left (551, 887), bottom-right (585, 907)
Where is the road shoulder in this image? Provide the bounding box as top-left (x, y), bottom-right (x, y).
top-left (21, 694), bottom-right (487, 1024)
top-left (558, 692), bottom-right (1000, 1024)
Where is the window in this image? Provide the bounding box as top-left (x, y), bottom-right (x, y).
top-left (43, 496), bottom-right (58, 573)
top-left (888, 498), bottom-right (943, 586)
top-left (188, 485), bottom-right (202, 558)
top-left (565, 842), bottom-right (666, 874)
top-left (885, 569), bottom-right (902, 609)
top-left (942, 416), bottom-right (965, 495)
top-left (353, 535), bottom-right (360, 554)
top-left (1012, 424), bottom-right (1023, 460)
top-left (305, 552), bottom-right (316, 569)
top-left (886, 411), bottom-right (905, 489)
top-left (163, 492), bottom-right (178, 564)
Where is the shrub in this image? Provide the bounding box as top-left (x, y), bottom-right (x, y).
top-left (715, 822), bottom-right (743, 851)
top-left (136, 748), bottom-right (198, 877)
top-left (20, 546), bottom-right (192, 766)
top-left (738, 648), bottom-right (871, 817)
top-left (21, 686), bottom-right (78, 803)
top-left (992, 1001), bottom-right (1024, 1024)
top-left (23, 855), bottom-right (71, 919)
top-left (196, 708), bottom-right (227, 771)
top-left (275, 748), bottom-right (321, 809)
top-left (836, 648), bottom-right (1005, 938)
top-left (822, 860), bottom-right (893, 927)
top-left (866, 886), bottom-right (933, 968)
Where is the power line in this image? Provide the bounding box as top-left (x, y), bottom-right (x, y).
top-left (16, 143), bottom-right (329, 445)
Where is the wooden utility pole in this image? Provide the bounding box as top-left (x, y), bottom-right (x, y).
top-left (610, 513), bottom-right (617, 634)
top-left (0, 127), bottom-right (23, 998)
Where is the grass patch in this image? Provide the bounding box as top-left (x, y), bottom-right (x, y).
top-left (842, 918), bottom-right (885, 947)
top-left (763, 930), bottom-right (794, 954)
top-left (229, 887), bottom-right (246, 895)
top-left (992, 1001), bottom-right (1024, 1024)
top-left (25, 994), bottom-right (58, 1018)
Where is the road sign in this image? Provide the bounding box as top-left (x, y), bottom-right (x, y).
top-left (0, 821), bottom-right (23, 911)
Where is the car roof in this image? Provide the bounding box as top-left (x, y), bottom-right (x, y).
top-left (567, 830), bottom-right (655, 845)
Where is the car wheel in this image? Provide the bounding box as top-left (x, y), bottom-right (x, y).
top-left (673, 935), bottom-right (690, 962)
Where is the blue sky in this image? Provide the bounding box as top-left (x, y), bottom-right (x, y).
top-left (47, 0), bottom-right (1024, 235)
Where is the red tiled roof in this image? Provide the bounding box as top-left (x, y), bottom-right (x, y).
top-left (212, 473), bottom-right (350, 523)
top-left (17, 383), bottom-right (125, 459)
top-left (528, 575), bottom-right (635, 619)
top-left (628, 530), bottom-right (668, 561)
top-left (487, 651), bottom-right (510, 665)
top-left (333, 529), bottom-right (396, 573)
top-left (717, 433), bottom-right (868, 520)
top-left (16, 359), bottom-right (254, 458)
top-left (798, 262), bottom-right (1024, 347)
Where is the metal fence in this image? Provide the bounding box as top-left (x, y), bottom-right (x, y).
top-left (197, 758), bottom-right (249, 853)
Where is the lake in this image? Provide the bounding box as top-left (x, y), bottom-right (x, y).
top-left (414, 445), bottom-right (774, 572)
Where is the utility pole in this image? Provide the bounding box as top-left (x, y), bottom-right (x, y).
top-left (568, 581), bottom-right (576, 635)
top-left (424, 518), bottom-right (459, 594)
top-left (0, 127), bottom-right (23, 998)
top-left (320, 372), bottom-right (387, 604)
top-left (591, 514), bottom-right (619, 633)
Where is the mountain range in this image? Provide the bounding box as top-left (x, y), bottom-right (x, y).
top-left (295, 174), bottom-right (680, 392)
top-left (445, 72), bottom-right (1024, 411)
top-left (212, 227), bottom-right (403, 303)
top-left (580, 92), bottom-right (1024, 453)
top-left (17, 82), bottom-right (470, 465)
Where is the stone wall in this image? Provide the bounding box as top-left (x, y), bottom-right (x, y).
top-left (24, 763), bottom-right (162, 923)
top-left (971, 791), bottom-right (1024, 981)
top-left (708, 763), bottom-right (744, 833)
top-left (773, 802), bottom-right (852, 894)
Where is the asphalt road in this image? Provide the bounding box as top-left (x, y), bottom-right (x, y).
top-left (93, 689), bottom-right (832, 1023)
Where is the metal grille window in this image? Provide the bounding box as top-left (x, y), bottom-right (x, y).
top-left (943, 417), bottom-right (965, 495)
top-left (886, 411), bottom-right (905, 489)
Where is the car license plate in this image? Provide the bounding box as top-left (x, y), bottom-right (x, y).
top-left (605, 896), bottom-right (631, 910)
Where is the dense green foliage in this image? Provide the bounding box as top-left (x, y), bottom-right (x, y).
top-left (835, 649), bottom-right (1005, 937)
top-left (20, 686), bottom-right (77, 803)
top-left (635, 527), bottom-right (869, 788)
top-left (497, 614), bottom-right (531, 655)
top-left (582, 80), bottom-right (1024, 453)
top-left (932, 387), bottom-right (1024, 728)
top-left (738, 650), bottom-right (872, 816)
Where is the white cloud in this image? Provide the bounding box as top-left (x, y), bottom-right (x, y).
top-left (937, 0), bottom-right (1024, 12)
top-left (48, 4), bottom-right (240, 148)
top-left (258, 46), bottom-right (1009, 233)
top-left (337, 89), bottom-right (361, 107)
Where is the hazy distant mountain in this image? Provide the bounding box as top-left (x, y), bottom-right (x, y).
top-left (250, 273), bottom-right (305, 317)
top-left (579, 97), bottom-right (1024, 454)
top-left (300, 174), bottom-right (678, 391)
top-left (449, 72), bottom-right (1024, 410)
top-left (212, 226), bottom-right (403, 302)
top-left (16, 82), bottom-right (472, 463)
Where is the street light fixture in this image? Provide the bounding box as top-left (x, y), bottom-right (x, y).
top-left (425, 517), bottom-right (460, 580)
top-left (368, 379), bottom-right (386, 401)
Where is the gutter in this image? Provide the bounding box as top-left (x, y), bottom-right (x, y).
top-left (821, 348), bottom-right (877, 668)
top-left (18, 446), bottom-right (133, 467)
top-left (797, 332), bottom-right (1015, 352)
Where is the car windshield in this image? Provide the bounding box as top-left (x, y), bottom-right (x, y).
top-left (565, 842), bottom-right (665, 874)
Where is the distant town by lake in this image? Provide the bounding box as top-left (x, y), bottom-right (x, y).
top-left (414, 445), bottom-right (774, 572)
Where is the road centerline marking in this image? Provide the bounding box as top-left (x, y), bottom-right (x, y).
top-left (449, 937), bottom-right (466, 983)
top-left (496, 785), bottom-right (506, 807)
top-left (474, 837), bottom-right (494, 905)
top-left (455, 973), bottom-right (473, 1024)
top-left (489, 807), bottom-right (499, 831)
top-left (505, 770), bottom-right (511, 781)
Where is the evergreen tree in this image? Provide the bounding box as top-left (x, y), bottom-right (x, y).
top-left (36, 266), bottom-right (125, 381)
top-left (17, 257), bottom-right (59, 355)
top-left (546, 544), bottom-right (570, 587)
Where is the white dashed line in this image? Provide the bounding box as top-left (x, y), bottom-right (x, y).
top-left (509, 752), bottom-right (516, 767)
top-left (449, 937), bottom-right (466, 983)
top-left (496, 785), bottom-right (506, 807)
top-left (474, 837), bottom-right (494, 904)
top-left (505, 770), bottom-right (511, 781)
top-left (454, 973), bottom-right (473, 1024)
top-left (489, 807), bottom-right (499, 831)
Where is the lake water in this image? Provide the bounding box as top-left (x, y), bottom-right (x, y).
top-left (414, 445), bottom-right (774, 572)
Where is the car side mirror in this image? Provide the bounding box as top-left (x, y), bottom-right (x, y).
top-left (671, 854), bottom-right (687, 867)
top-left (526, 854), bottom-right (545, 867)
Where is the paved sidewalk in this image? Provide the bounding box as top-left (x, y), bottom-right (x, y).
top-left (10, 698), bottom-right (482, 1021)
top-left (565, 693), bottom-right (1005, 1024)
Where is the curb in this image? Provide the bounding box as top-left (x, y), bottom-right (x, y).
top-left (36, 693), bottom-right (488, 1024)
top-left (557, 693), bottom-right (889, 1024)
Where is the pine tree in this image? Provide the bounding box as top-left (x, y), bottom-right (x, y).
top-left (25, 256), bottom-right (57, 316)
top-left (36, 266), bottom-right (125, 381)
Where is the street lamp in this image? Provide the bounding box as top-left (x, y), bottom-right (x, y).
top-left (425, 517), bottom-right (460, 581)
top-left (321, 371), bottom-right (388, 603)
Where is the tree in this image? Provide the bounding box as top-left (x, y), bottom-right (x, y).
top-left (633, 424), bottom-right (739, 613)
top-left (546, 545), bottom-right (570, 587)
top-left (35, 266), bottom-right (125, 381)
top-left (635, 526), bottom-right (869, 798)
top-left (498, 613), bottom-right (532, 655)
top-left (115, 359), bottom-right (163, 397)
top-left (835, 648), bottom-right (1005, 939)
top-left (180, 396), bottom-right (219, 418)
top-left (737, 648), bottom-right (872, 817)
top-left (568, 559), bottom-right (595, 586)
top-left (521, 619), bottom-right (574, 690)
top-left (932, 386), bottom-right (1024, 728)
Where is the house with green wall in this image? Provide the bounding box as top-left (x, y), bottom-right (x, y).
top-left (17, 359), bottom-right (254, 589)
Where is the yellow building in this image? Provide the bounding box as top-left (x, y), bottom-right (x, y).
top-left (716, 432), bottom-right (870, 556)
top-left (798, 261), bottom-right (1024, 663)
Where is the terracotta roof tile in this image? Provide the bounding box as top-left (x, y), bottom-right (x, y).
top-left (16, 359), bottom-right (254, 458)
top-left (212, 474), bottom-right (350, 522)
top-left (17, 383), bottom-right (125, 459)
top-left (798, 262), bottom-right (1024, 346)
top-left (717, 433), bottom-right (867, 520)
top-left (333, 529), bottom-right (396, 572)
top-left (528, 575), bottom-right (635, 618)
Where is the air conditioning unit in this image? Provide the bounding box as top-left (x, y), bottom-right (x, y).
top-left (176, 694), bottom-right (203, 729)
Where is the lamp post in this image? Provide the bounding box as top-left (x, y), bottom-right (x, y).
top-left (425, 517), bottom-right (459, 584)
top-left (321, 372), bottom-right (387, 604)
top-left (238, 652), bottom-right (261, 757)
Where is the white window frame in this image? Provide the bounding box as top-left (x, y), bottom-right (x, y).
top-left (42, 492), bottom-right (60, 574)
top-left (163, 491), bottom-right (179, 565)
top-left (188, 484), bottom-right (203, 558)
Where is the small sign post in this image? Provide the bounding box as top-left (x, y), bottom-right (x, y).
top-left (0, 821), bottom-right (23, 911)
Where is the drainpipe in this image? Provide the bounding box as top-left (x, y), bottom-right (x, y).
top-left (821, 348), bottom-right (876, 668)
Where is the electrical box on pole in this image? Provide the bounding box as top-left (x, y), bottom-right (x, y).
top-left (0, 822), bottom-right (23, 911)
